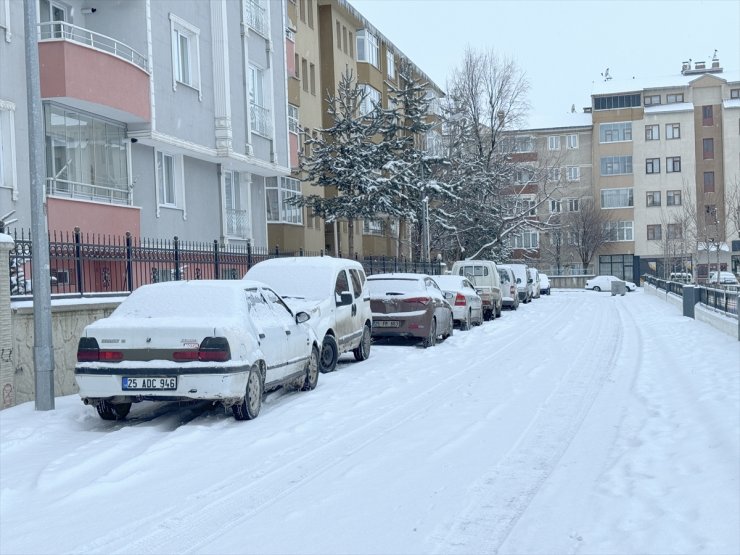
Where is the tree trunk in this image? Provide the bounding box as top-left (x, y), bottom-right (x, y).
top-left (348, 218), bottom-right (355, 259)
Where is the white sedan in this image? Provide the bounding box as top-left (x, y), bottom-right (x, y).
top-left (585, 275), bottom-right (637, 292)
top-left (433, 274), bottom-right (484, 330)
top-left (74, 280), bottom-right (320, 421)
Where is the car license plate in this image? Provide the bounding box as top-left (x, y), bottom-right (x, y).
top-left (374, 320), bottom-right (400, 328)
top-left (122, 377), bottom-right (177, 391)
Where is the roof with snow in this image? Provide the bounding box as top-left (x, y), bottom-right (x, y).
top-left (523, 112), bottom-right (593, 131)
top-left (591, 69), bottom-right (740, 96)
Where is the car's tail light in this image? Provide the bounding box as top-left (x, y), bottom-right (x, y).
top-left (99, 350), bottom-right (124, 362)
top-left (405, 296), bottom-right (431, 305)
top-left (77, 337), bottom-right (100, 362)
top-left (198, 337), bottom-right (231, 362)
top-left (454, 293), bottom-right (466, 306)
top-left (173, 350), bottom-right (199, 361)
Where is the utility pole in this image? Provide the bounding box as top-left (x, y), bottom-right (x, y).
top-left (24, 0), bottom-right (55, 410)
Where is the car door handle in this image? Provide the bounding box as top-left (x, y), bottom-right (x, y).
top-left (285, 330), bottom-right (291, 335)
top-left (351, 304), bottom-right (357, 316)
top-left (259, 333), bottom-right (265, 339)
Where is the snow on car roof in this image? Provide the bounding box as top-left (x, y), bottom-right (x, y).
top-left (245, 257), bottom-right (362, 300)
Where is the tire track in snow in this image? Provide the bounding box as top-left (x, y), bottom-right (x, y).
top-left (433, 295), bottom-right (625, 554)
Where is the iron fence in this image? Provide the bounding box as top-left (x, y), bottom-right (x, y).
top-left (643, 275), bottom-right (738, 317)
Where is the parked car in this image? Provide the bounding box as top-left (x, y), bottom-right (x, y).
top-left (585, 275), bottom-right (637, 292)
top-left (367, 273), bottom-right (454, 348)
top-left (539, 273), bottom-right (551, 295)
top-left (707, 271), bottom-right (739, 286)
top-left (506, 263), bottom-right (533, 303)
top-left (245, 256), bottom-right (372, 373)
top-left (669, 272), bottom-right (693, 284)
top-left (433, 274), bottom-right (484, 330)
top-left (74, 280), bottom-right (320, 421)
top-left (497, 265), bottom-right (520, 310)
top-left (529, 267), bottom-right (542, 299)
top-left (450, 260), bottom-right (502, 320)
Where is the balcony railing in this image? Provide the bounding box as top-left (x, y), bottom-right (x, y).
top-left (226, 208), bottom-right (249, 238)
top-left (46, 178), bottom-right (131, 205)
top-left (38, 21), bottom-right (148, 72)
top-left (250, 103), bottom-right (272, 137)
top-left (245, 1), bottom-right (267, 36)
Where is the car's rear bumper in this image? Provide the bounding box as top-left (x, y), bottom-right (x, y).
top-left (371, 311), bottom-right (433, 339)
top-left (75, 366), bottom-right (251, 403)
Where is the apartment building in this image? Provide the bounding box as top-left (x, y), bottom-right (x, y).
top-left (591, 59), bottom-right (740, 281)
top-left (1, 0), bottom-right (290, 254)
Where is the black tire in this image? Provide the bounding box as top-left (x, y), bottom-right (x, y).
top-left (483, 309), bottom-right (492, 321)
top-left (460, 309), bottom-right (471, 331)
top-left (319, 335), bottom-right (339, 373)
top-left (422, 318), bottom-right (437, 348)
top-left (232, 365), bottom-right (263, 421)
top-left (96, 400), bottom-right (131, 421)
top-left (512, 298), bottom-right (519, 310)
top-left (353, 324), bottom-right (372, 361)
top-left (496, 301), bottom-right (502, 318)
top-left (301, 346), bottom-right (320, 391)
top-left (593, 286), bottom-right (601, 292)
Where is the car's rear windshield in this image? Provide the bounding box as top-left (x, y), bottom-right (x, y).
top-left (247, 265), bottom-right (334, 300)
top-left (112, 284), bottom-right (241, 319)
top-left (368, 278), bottom-right (424, 295)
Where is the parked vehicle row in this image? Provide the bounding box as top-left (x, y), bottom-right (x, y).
top-left (74, 257), bottom-right (552, 422)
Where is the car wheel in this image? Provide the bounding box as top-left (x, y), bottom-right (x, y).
top-left (422, 318), bottom-right (437, 348)
top-left (319, 335), bottom-right (339, 373)
top-left (593, 286), bottom-right (601, 292)
top-left (95, 400), bottom-right (131, 421)
top-left (232, 364), bottom-right (263, 421)
top-left (496, 301), bottom-right (502, 318)
top-left (512, 298), bottom-right (518, 310)
top-left (460, 309), bottom-right (471, 331)
top-left (353, 324), bottom-right (372, 361)
top-left (443, 314), bottom-right (453, 339)
top-left (301, 346), bottom-right (320, 391)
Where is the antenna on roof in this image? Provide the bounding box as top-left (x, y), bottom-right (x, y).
top-left (571, 104), bottom-right (576, 113)
top-left (712, 49), bottom-right (718, 60)
top-left (601, 68), bottom-right (611, 81)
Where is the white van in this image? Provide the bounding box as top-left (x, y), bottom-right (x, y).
top-left (529, 267), bottom-right (541, 299)
top-left (450, 260), bottom-right (502, 321)
top-left (506, 263), bottom-right (533, 303)
top-left (245, 256), bottom-right (372, 373)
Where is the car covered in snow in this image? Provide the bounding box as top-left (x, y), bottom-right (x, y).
top-left (585, 275), bottom-right (637, 292)
top-left (432, 274), bottom-right (483, 330)
top-left (497, 265), bottom-right (520, 310)
top-left (367, 273), bottom-right (454, 348)
top-left (244, 256), bottom-right (372, 373)
top-left (74, 280), bottom-right (320, 421)
top-left (707, 271), bottom-right (739, 286)
top-left (539, 273), bottom-right (551, 295)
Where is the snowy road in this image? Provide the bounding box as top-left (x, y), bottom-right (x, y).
top-left (1, 289), bottom-right (738, 555)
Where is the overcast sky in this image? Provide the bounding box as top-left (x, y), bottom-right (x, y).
top-left (347, 0), bottom-right (740, 121)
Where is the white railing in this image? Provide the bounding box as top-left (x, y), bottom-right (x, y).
top-left (250, 103), bottom-right (272, 137)
top-left (46, 178), bottom-right (131, 205)
top-left (226, 208), bottom-right (249, 237)
top-left (38, 21), bottom-right (148, 72)
top-left (245, 1), bottom-right (267, 36)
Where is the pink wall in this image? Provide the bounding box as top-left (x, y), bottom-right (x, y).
top-left (40, 41), bottom-right (150, 122)
top-left (286, 37), bottom-right (295, 77)
top-left (47, 197), bottom-right (140, 238)
top-left (289, 133), bottom-right (299, 169)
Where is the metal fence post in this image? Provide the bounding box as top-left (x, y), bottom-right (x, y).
top-left (174, 236), bottom-right (181, 281)
top-left (247, 239), bottom-right (253, 269)
top-left (125, 231), bottom-right (133, 292)
top-left (213, 240), bottom-right (220, 279)
top-left (74, 226), bottom-right (84, 295)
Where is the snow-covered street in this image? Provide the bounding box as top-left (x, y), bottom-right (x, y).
top-left (1, 289), bottom-right (738, 555)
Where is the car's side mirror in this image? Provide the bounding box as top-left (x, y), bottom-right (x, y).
top-left (296, 311), bottom-right (310, 324)
top-left (338, 292), bottom-right (353, 306)
top-left (528, 279), bottom-right (533, 283)
top-left (516, 278), bottom-right (521, 284)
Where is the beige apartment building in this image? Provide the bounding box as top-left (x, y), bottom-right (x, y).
top-left (272, 0), bottom-right (443, 259)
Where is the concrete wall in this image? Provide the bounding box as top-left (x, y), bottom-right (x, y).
top-left (548, 275), bottom-right (594, 289)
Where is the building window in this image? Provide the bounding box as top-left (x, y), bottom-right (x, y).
top-left (386, 49), bottom-right (395, 79)
top-left (359, 84), bottom-right (380, 116)
top-left (245, 0), bottom-right (267, 35)
top-left (647, 224), bottom-right (662, 240)
top-left (509, 229), bottom-right (539, 249)
top-left (566, 198), bottom-right (580, 212)
top-left (667, 190), bottom-right (682, 206)
top-left (342, 26), bottom-right (347, 54)
top-left (0, 0), bottom-right (11, 42)
top-left (600, 122), bottom-right (632, 143)
top-left (731, 89), bottom-right (740, 99)
top-left (646, 158), bottom-right (660, 174)
top-left (356, 29), bottom-right (379, 68)
top-left (566, 166), bottom-right (580, 182)
top-left (645, 124), bottom-right (659, 141)
top-left (513, 136), bottom-right (534, 152)
top-left (547, 167), bottom-right (561, 182)
top-left (170, 14), bottom-right (201, 96)
top-left (666, 93), bottom-right (684, 104)
top-left (666, 223), bottom-right (682, 240)
top-left (704, 205), bottom-right (718, 226)
top-left (593, 94), bottom-right (641, 110)
top-left (348, 32), bottom-right (353, 58)
top-left (45, 104), bottom-right (130, 204)
top-left (0, 100), bottom-right (17, 198)
top-left (266, 176), bottom-right (303, 224)
top-left (704, 171), bottom-right (715, 192)
top-left (306, 0), bottom-right (313, 28)
top-left (301, 58), bottom-right (308, 92)
top-left (288, 104), bottom-right (299, 134)
top-left (363, 219), bottom-right (384, 235)
top-left (600, 156), bottom-right (632, 176)
top-left (223, 170), bottom-right (248, 237)
top-left (548, 135), bottom-right (560, 150)
top-left (646, 191), bottom-right (661, 206)
top-left (601, 188), bottom-right (634, 209)
top-left (702, 105), bottom-right (714, 126)
top-left (644, 94), bottom-right (661, 106)
top-left (567, 134), bottom-right (578, 149)
top-left (156, 151), bottom-right (178, 207)
top-left (666, 156), bottom-right (681, 173)
top-left (309, 63), bottom-right (316, 95)
top-left (703, 138), bottom-right (714, 159)
top-left (335, 21), bottom-right (340, 46)
top-left (549, 199), bottom-right (561, 213)
top-left (666, 123), bottom-right (680, 139)
top-left (515, 167), bottom-right (535, 183)
top-left (249, 65), bottom-right (271, 137)
top-left (603, 220), bottom-right (634, 241)
top-left (299, 0), bottom-right (305, 22)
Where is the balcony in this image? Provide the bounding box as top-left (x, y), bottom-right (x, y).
top-left (245, 1), bottom-right (267, 36)
top-left (250, 104), bottom-right (272, 137)
top-left (38, 21), bottom-right (150, 124)
top-left (226, 208), bottom-right (249, 238)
